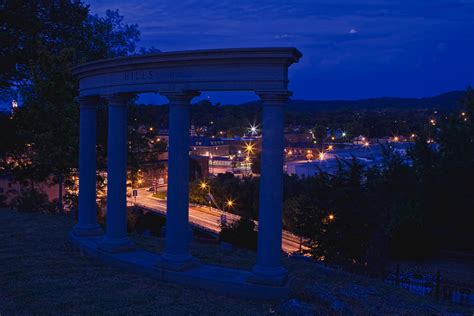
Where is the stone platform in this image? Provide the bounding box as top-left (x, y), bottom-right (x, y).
top-left (69, 232), bottom-right (289, 300)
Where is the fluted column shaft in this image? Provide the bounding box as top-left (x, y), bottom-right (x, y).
top-left (73, 97), bottom-right (102, 236)
top-left (159, 91), bottom-right (199, 270)
top-left (251, 91), bottom-right (291, 285)
top-left (99, 94), bottom-right (135, 253)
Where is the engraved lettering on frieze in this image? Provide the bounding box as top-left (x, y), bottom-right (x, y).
top-left (123, 70), bottom-right (154, 81)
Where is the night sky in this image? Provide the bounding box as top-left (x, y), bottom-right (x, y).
top-left (86, 0), bottom-right (474, 104)
top-left (9, 0), bottom-right (474, 107)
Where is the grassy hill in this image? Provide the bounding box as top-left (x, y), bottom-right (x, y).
top-left (1, 209), bottom-right (471, 315)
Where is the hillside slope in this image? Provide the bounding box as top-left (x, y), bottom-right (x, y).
top-left (240, 90), bottom-right (466, 112)
top-left (0, 209), bottom-right (471, 315)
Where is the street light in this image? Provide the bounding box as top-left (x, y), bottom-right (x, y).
top-left (199, 180), bottom-right (211, 212)
top-left (248, 123), bottom-right (259, 136)
top-left (244, 142), bottom-right (255, 155)
top-left (225, 198), bottom-right (235, 213)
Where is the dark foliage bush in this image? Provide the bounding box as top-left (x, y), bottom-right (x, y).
top-left (127, 208), bottom-right (166, 236)
top-left (13, 189), bottom-right (54, 212)
top-left (389, 219), bottom-right (436, 260)
top-left (219, 217), bottom-right (258, 250)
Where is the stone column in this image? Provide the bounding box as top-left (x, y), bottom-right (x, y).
top-left (250, 91), bottom-right (291, 285)
top-left (98, 94), bottom-right (135, 253)
top-left (73, 96), bottom-right (102, 237)
top-left (158, 91), bottom-right (200, 270)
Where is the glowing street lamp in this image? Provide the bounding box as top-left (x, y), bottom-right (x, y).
top-left (363, 141), bottom-right (370, 148)
top-left (328, 214), bottom-right (335, 221)
top-left (318, 151), bottom-right (325, 161)
top-left (248, 123), bottom-right (260, 136)
top-left (225, 199), bottom-right (235, 213)
top-left (199, 181), bottom-right (208, 190)
top-left (200, 180), bottom-right (212, 211)
top-left (244, 142), bottom-right (255, 155)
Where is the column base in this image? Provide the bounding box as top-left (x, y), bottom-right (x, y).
top-left (156, 253), bottom-right (196, 271)
top-left (247, 265), bottom-right (288, 286)
top-left (72, 224), bottom-right (103, 237)
top-left (97, 236), bottom-right (135, 253)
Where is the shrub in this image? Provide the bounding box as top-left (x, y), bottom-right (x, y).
top-left (219, 217), bottom-right (258, 250)
top-left (389, 219), bottom-right (436, 260)
top-left (127, 207), bottom-right (166, 236)
top-left (13, 188), bottom-right (54, 212)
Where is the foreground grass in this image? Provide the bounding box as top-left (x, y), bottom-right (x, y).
top-left (1, 209), bottom-right (471, 315)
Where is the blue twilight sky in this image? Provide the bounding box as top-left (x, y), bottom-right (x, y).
top-left (85, 0), bottom-right (474, 104)
top-left (3, 0), bottom-right (472, 109)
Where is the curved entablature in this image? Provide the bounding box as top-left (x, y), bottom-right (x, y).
top-left (73, 47), bottom-right (302, 96)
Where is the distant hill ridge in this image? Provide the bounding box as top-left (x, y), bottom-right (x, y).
top-left (240, 90), bottom-right (465, 111)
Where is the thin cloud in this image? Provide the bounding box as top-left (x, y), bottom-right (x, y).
top-left (274, 34), bottom-right (295, 40)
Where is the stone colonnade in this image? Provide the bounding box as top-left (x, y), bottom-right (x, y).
top-left (72, 90), bottom-right (291, 285)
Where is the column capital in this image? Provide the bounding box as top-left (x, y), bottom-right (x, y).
top-left (160, 90), bottom-right (200, 104)
top-left (102, 93), bottom-right (135, 106)
top-left (256, 91), bottom-right (292, 105)
top-left (75, 96), bottom-right (99, 108)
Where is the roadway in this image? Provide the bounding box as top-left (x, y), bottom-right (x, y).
top-left (131, 188), bottom-right (303, 254)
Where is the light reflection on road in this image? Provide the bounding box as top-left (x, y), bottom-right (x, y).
top-left (131, 188), bottom-right (304, 254)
